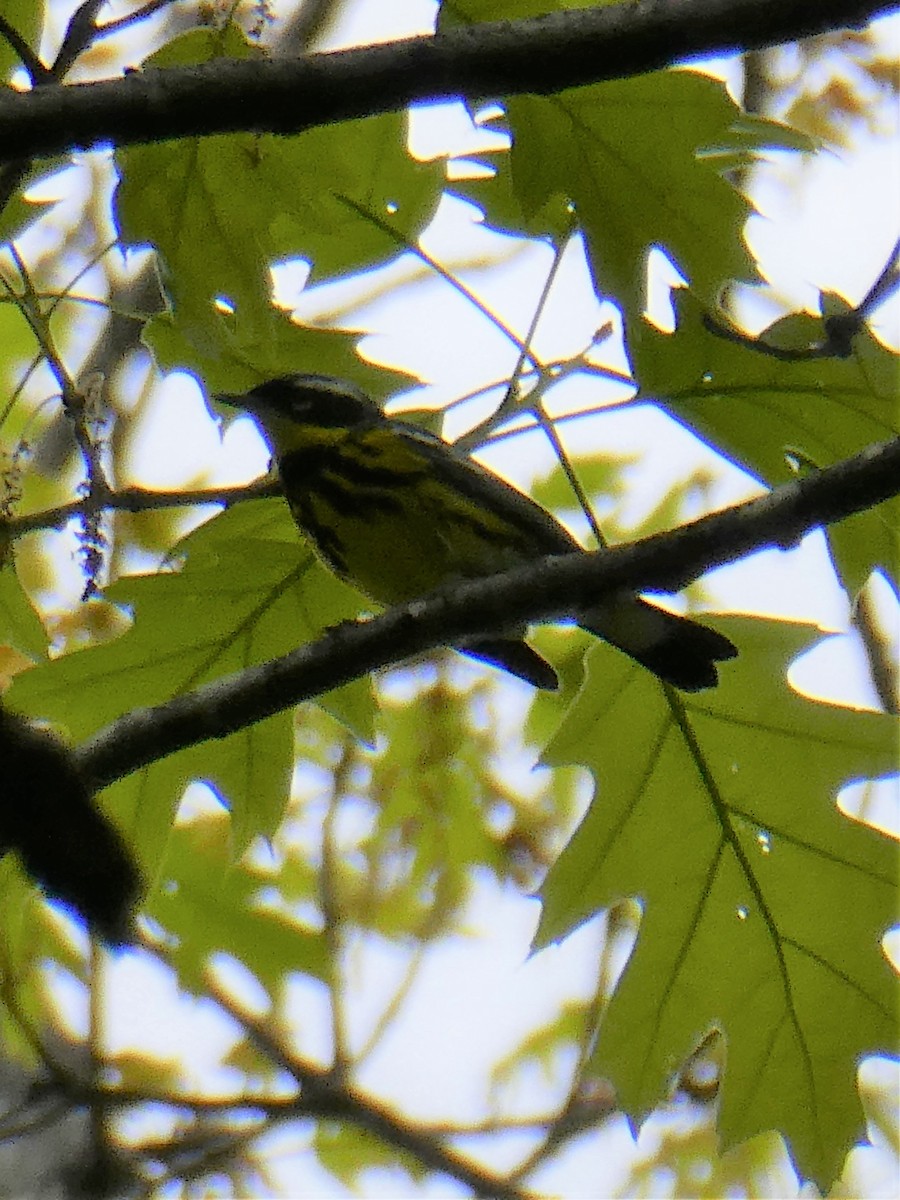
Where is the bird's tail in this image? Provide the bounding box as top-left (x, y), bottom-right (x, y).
top-left (580, 595), bottom-right (737, 691)
top-left (462, 599), bottom-right (736, 692)
top-left (462, 637), bottom-right (560, 690)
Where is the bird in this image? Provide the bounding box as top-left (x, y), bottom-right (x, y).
top-left (215, 374), bottom-right (737, 691)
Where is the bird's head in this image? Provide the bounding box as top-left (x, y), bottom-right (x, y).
top-left (216, 375), bottom-right (382, 450)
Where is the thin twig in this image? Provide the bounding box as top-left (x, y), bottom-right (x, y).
top-left (336, 193), bottom-right (541, 370)
top-left (0, 14), bottom-right (52, 84)
top-left (704, 237), bottom-right (900, 360)
top-left (53, 0), bottom-right (106, 78)
top-left (320, 739), bottom-right (355, 1081)
top-left (94, 0), bottom-right (182, 42)
top-left (853, 581), bottom-right (899, 715)
top-left (456, 221), bottom-right (576, 448)
top-left (6, 478), bottom-right (281, 538)
top-left (195, 961), bottom-right (540, 1200)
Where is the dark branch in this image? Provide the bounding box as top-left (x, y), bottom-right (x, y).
top-left (7, 478), bottom-right (280, 538)
top-left (0, 15), bottom-right (52, 84)
top-left (73, 435), bottom-right (900, 792)
top-left (854, 583), bottom-right (900, 714)
top-left (53, 0), bottom-right (105, 79)
top-left (195, 968), bottom-right (539, 1200)
top-left (0, 0), bottom-right (893, 160)
top-left (704, 238), bottom-right (900, 360)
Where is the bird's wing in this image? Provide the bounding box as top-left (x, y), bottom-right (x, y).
top-left (389, 419), bottom-right (581, 558)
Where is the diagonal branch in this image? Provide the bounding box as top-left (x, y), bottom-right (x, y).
top-left (0, 0), bottom-right (893, 160)
top-left (72, 435), bottom-right (900, 792)
top-left (195, 964), bottom-right (539, 1200)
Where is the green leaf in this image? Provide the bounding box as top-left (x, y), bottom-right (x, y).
top-left (633, 290), bottom-right (900, 594)
top-left (528, 450), bottom-right (629, 523)
top-left (367, 672), bottom-right (508, 931)
top-left (9, 500), bottom-right (375, 870)
top-left (0, 853), bottom-right (89, 1059)
top-left (314, 1121), bottom-right (427, 1190)
top-left (0, 0), bottom-right (41, 84)
top-left (146, 813), bottom-right (327, 993)
top-left (333, 675), bottom-right (506, 938)
top-left (535, 616), bottom-right (898, 1189)
top-left (0, 275), bottom-right (42, 391)
top-left (115, 28), bottom-right (443, 365)
top-left (152, 305), bottom-right (412, 402)
top-left (454, 68), bottom-right (797, 326)
top-left (0, 562), bottom-right (47, 658)
top-left (491, 999), bottom-right (589, 1091)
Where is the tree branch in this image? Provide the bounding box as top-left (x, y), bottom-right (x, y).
top-left (193, 964), bottom-right (539, 1200)
top-left (7, 479), bottom-right (280, 538)
top-left (0, 0), bottom-right (893, 160)
top-left (72, 435), bottom-right (900, 792)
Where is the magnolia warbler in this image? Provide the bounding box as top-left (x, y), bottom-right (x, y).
top-left (217, 375), bottom-right (737, 690)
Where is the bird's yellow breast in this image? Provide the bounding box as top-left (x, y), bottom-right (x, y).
top-left (278, 425), bottom-right (539, 606)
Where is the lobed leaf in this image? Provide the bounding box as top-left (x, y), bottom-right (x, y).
top-left (536, 617), bottom-right (898, 1188)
